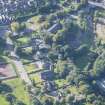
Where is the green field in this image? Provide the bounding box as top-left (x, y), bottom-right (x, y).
top-left (1, 78), bottom-right (30, 105)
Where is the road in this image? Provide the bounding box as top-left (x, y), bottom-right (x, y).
top-left (6, 33), bottom-right (43, 104)
top-left (11, 54), bottom-right (32, 86)
top-left (6, 36), bottom-right (32, 85)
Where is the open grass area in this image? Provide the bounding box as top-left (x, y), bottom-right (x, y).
top-left (17, 37), bottom-right (30, 45)
top-left (3, 78), bottom-right (30, 105)
top-left (30, 73), bottom-right (43, 88)
top-left (0, 95), bottom-right (9, 105)
top-left (55, 79), bottom-right (68, 88)
top-left (26, 16), bottom-right (41, 31)
top-left (26, 15), bottom-right (47, 31)
top-left (30, 73), bottom-right (42, 83)
top-left (24, 63), bottom-right (37, 73)
top-left (68, 86), bottom-right (79, 95)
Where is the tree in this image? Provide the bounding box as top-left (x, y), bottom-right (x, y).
top-left (32, 99), bottom-right (41, 105)
top-left (44, 98), bottom-right (53, 105)
top-left (74, 44), bottom-right (89, 59)
top-left (62, 45), bottom-right (73, 58)
top-left (86, 94), bottom-right (96, 103)
top-left (6, 94), bottom-right (16, 105)
top-left (44, 34), bottom-right (53, 45)
top-left (0, 38), bottom-right (6, 54)
top-left (16, 101), bottom-right (26, 105)
top-left (55, 60), bottom-right (70, 78)
top-left (53, 34), bottom-right (64, 45)
top-left (66, 94), bottom-right (75, 105)
top-left (11, 22), bottom-right (20, 32)
top-left (93, 51), bottom-right (105, 77)
top-left (48, 51), bottom-right (58, 62)
top-left (20, 23), bottom-right (26, 31)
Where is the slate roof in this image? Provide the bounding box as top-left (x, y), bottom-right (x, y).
top-left (41, 70), bottom-right (55, 80)
top-left (47, 23), bottom-right (62, 33)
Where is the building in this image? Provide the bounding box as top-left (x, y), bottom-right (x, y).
top-left (6, 37), bottom-right (14, 52)
top-left (88, 0), bottom-right (105, 9)
top-left (41, 70), bottom-right (55, 80)
top-left (74, 0), bottom-right (81, 3)
top-left (43, 81), bottom-right (56, 92)
top-left (47, 23), bottom-right (62, 34)
top-left (0, 26), bottom-right (9, 39)
top-left (96, 79), bottom-right (105, 93)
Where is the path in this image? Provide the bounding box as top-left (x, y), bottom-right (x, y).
top-left (6, 35), bottom-right (42, 104)
top-left (6, 37), bottom-right (32, 85)
top-left (11, 53), bottom-right (32, 86)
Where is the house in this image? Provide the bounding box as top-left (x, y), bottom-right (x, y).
top-left (88, 0), bottom-right (105, 9)
top-left (0, 26), bottom-right (9, 39)
top-left (43, 61), bottom-right (51, 70)
top-left (0, 0), bottom-right (38, 24)
top-left (39, 44), bottom-right (50, 55)
top-left (96, 79), bottom-right (105, 93)
top-left (6, 37), bottom-right (14, 51)
top-left (41, 70), bottom-right (55, 80)
top-left (34, 44), bottom-right (49, 60)
top-left (0, 15), bottom-right (13, 25)
top-left (12, 32), bottom-right (18, 37)
top-left (43, 81), bottom-right (56, 92)
top-left (35, 51), bottom-right (45, 60)
top-left (74, 0), bottom-right (81, 3)
top-left (47, 23), bottom-right (62, 34)
top-left (20, 28), bottom-right (33, 36)
top-left (12, 28), bottom-right (33, 38)
top-left (97, 18), bottom-right (105, 25)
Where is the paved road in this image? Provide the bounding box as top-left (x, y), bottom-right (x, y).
top-left (11, 54), bottom-right (32, 86)
top-left (6, 34), bottom-right (42, 104)
top-left (6, 36), bottom-right (33, 86)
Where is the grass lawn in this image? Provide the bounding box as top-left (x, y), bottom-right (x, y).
top-left (26, 15), bottom-right (47, 31)
top-left (67, 86), bottom-right (79, 95)
top-left (24, 63), bottom-right (37, 73)
top-left (17, 37), bottom-right (30, 45)
top-left (21, 59), bottom-right (33, 64)
top-left (30, 73), bottom-right (42, 83)
top-left (55, 79), bottom-right (68, 88)
top-left (26, 16), bottom-right (41, 31)
top-left (0, 95), bottom-right (9, 105)
top-left (24, 62), bottom-right (43, 73)
top-left (30, 73), bottom-right (43, 88)
top-left (3, 78), bottom-right (30, 105)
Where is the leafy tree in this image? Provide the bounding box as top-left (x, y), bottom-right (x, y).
top-left (6, 94), bottom-right (16, 105)
top-left (93, 51), bottom-right (105, 77)
top-left (43, 98), bottom-right (53, 105)
top-left (74, 44), bottom-right (89, 59)
top-left (55, 60), bottom-right (70, 78)
top-left (48, 51), bottom-right (58, 62)
top-left (44, 34), bottom-right (53, 45)
top-left (11, 22), bottom-right (20, 32)
top-left (66, 94), bottom-right (75, 105)
top-left (53, 34), bottom-right (64, 45)
top-left (0, 38), bottom-right (6, 54)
